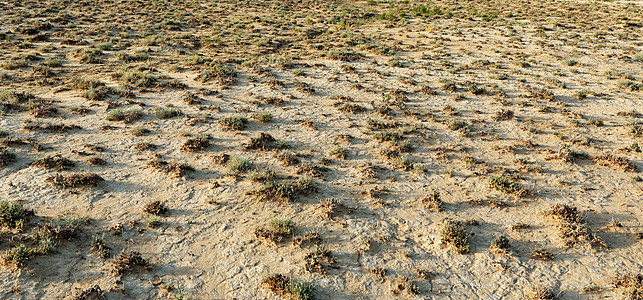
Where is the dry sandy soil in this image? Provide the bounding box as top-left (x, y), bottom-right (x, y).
top-left (0, 0), bottom-right (642, 299)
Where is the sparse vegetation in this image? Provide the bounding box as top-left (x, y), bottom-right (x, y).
top-left (441, 219), bottom-right (469, 254)
top-left (219, 115), bottom-right (248, 131)
top-left (263, 274), bottom-right (313, 300)
top-left (542, 204), bottom-right (607, 249)
top-left (111, 251), bottom-right (150, 275)
top-left (247, 177), bottom-right (315, 202)
top-left (106, 108), bottom-right (143, 123)
top-left (46, 173), bottom-right (104, 188)
top-left (489, 176), bottom-right (528, 198)
top-left (0, 0), bottom-right (641, 297)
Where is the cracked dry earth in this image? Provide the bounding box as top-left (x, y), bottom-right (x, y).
top-left (0, 0), bottom-right (642, 299)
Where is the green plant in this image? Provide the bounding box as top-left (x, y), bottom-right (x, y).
top-left (446, 119), bottom-right (469, 131)
top-left (489, 235), bottom-right (511, 256)
top-left (0, 201), bottom-right (32, 228)
top-left (373, 131), bottom-right (401, 142)
top-left (2, 244), bottom-right (32, 268)
top-left (34, 217), bottom-right (84, 240)
top-left (155, 107), bottom-right (182, 119)
top-left (262, 274), bottom-right (314, 300)
top-left (441, 219), bottom-right (469, 254)
top-left (219, 115), bottom-right (248, 130)
top-left (248, 169), bottom-right (275, 182)
top-left (247, 178), bottom-right (315, 202)
top-left (243, 133), bottom-right (289, 151)
top-left (145, 216), bottom-right (162, 228)
top-left (254, 112), bottom-right (273, 123)
top-left (489, 176), bottom-right (528, 197)
top-left (91, 235), bottom-right (110, 258)
top-left (106, 108), bottom-right (143, 123)
top-left (226, 156), bottom-right (251, 176)
top-left (330, 147), bottom-right (347, 159)
top-left (198, 63), bottom-right (236, 85)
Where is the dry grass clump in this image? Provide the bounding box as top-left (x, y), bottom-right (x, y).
top-left (446, 119), bottom-right (470, 132)
top-left (627, 120), bottom-right (643, 137)
top-left (73, 285), bottom-right (103, 300)
top-left (181, 137), bottom-right (210, 152)
top-left (212, 153), bottom-right (230, 165)
top-left (542, 204), bottom-right (607, 249)
top-left (87, 157), bottom-right (106, 166)
top-left (143, 201), bottom-right (167, 215)
top-left (441, 219), bottom-right (469, 254)
top-left (254, 218), bottom-right (293, 244)
top-left (416, 85), bottom-right (436, 95)
top-left (247, 177), bottom-right (315, 202)
top-left (292, 231), bottom-right (321, 249)
top-left (525, 286), bottom-right (556, 300)
top-left (130, 126), bottom-right (150, 136)
top-left (319, 198), bottom-right (352, 221)
top-left (91, 236), bottom-right (110, 259)
top-left (31, 155), bottom-right (74, 170)
top-left (111, 251), bottom-right (150, 275)
top-left (33, 216), bottom-right (84, 240)
top-left (262, 274), bottom-right (313, 300)
top-left (327, 49), bottom-right (361, 61)
top-left (489, 175), bottom-right (528, 198)
top-left (23, 121), bottom-right (81, 133)
top-left (256, 96), bottom-right (284, 106)
top-left (147, 159), bottom-right (193, 177)
top-left (391, 276), bottom-right (420, 296)
top-left (276, 150), bottom-right (300, 166)
top-left (197, 63), bottom-right (237, 85)
top-left (0, 136), bottom-right (40, 149)
top-left (529, 89), bottom-right (556, 102)
top-left (549, 145), bottom-right (588, 163)
top-left (529, 248), bottom-right (554, 261)
top-left (493, 109), bottom-right (514, 121)
top-left (46, 173), bottom-right (103, 188)
top-left (373, 131), bottom-right (401, 142)
top-left (489, 235), bottom-right (511, 256)
top-left (134, 142), bottom-right (156, 152)
top-left (243, 133), bottom-right (289, 151)
top-left (329, 147), bottom-right (347, 160)
top-left (304, 247), bottom-right (335, 274)
top-left (336, 102), bottom-right (366, 114)
top-left (420, 189), bottom-right (443, 211)
top-left (592, 154), bottom-right (637, 172)
top-left (0, 90), bottom-right (36, 105)
top-left (219, 115), bottom-right (248, 131)
top-left (611, 273), bottom-right (642, 300)
top-left (182, 92), bottom-right (203, 105)
top-left (296, 163), bottom-right (326, 178)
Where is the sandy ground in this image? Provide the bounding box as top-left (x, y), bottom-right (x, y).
top-left (0, 0), bottom-right (642, 299)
